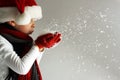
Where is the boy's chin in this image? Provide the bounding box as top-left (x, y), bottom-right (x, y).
top-left (27, 31), bottom-right (34, 35)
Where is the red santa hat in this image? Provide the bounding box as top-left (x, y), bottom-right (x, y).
top-left (0, 0), bottom-right (42, 25)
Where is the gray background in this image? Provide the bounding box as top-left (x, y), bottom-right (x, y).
top-left (32, 0), bottom-right (120, 80)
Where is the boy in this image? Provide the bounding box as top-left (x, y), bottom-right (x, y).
top-left (0, 0), bottom-right (61, 80)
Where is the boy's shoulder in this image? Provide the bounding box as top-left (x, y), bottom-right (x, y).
top-left (0, 35), bottom-right (12, 46)
top-left (0, 35), bottom-right (7, 41)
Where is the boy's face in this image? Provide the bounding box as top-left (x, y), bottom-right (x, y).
top-left (8, 19), bottom-right (35, 34)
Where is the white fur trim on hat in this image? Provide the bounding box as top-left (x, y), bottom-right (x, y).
top-left (15, 12), bottom-right (31, 25)
top-left (0, 6), bottom-right (42, 25)
top-left (25, 6), bottom-right (43, 21)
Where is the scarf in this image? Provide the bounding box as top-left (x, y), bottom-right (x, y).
top-left (0, 23), bottom-right (42, 80)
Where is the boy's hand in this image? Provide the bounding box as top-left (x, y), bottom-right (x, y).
top-left (35, 32), bottom-right (61, 49)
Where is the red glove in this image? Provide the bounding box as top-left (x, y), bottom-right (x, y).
top-left (35, 32), bottom-right (61, 49)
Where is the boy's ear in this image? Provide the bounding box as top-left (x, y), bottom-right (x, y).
top-left (7, 21), bottom-right (16, 27)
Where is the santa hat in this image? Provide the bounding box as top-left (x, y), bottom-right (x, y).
top-left (0, 0), bottom-right (42, 25)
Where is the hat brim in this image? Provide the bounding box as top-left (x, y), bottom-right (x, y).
top-left (0, 6), bottom-right (42, 25)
